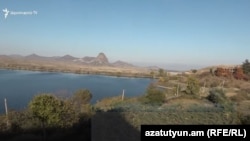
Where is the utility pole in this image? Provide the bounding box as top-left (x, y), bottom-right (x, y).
top-left (4, 98), bottom-right (9, 127)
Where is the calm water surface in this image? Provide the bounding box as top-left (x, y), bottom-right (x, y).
top-left (0, 69), bottom-right (152, 113)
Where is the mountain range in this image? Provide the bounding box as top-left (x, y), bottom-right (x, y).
top-left (0, 52), bottom-right (135, 68)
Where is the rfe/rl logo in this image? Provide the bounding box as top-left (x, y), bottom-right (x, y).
top-left (2, 8), bottom-right (9, 19)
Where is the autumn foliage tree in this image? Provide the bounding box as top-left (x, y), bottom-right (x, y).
top-left (233, 67), bottom-right (245, 80)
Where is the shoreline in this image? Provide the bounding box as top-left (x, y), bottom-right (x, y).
top-left (0, 66), bottom-right (154, 79)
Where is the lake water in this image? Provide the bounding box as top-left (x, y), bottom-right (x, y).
top-left (0, 69), bottom-right (152, 114)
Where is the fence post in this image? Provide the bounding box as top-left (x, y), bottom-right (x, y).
top-left (4, 98), bottom-right (9, 127)
top-left (122, 89), bottom-right (125, 101)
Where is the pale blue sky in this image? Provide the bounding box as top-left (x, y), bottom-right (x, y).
top-left (0, 0), bottom-right (249, 70)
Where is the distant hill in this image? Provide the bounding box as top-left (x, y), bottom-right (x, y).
top-left (9, 54), bottom-right (24, 59)
top-left (24, 54), bottom-right (54, 61)
top-left (0, 55), bottom-right (13, 62)
top-left (145, 66), bottom-right (161, 70)
top-left (56, 55), bottom-right (78, 61)
top-left (80, 56), bottom-right (96, 63)
top-left (112, 60), bottom-right (134, 67)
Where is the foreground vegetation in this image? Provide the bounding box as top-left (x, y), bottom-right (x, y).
top-left (0, 60), bottom-right (250, 141)
top-left (1, 83), bottom-right (249, 140)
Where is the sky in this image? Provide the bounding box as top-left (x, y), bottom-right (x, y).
top-left (0, 0), bottom-right (249, 70)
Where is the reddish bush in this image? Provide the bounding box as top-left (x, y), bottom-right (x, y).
top-left (215, 67), bottom-right (247, 80)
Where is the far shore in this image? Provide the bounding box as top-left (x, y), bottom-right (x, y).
top-left (0, 66), bottom-right (155, 79)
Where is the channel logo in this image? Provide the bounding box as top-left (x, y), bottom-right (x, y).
top-left (2, 8), bottom-right (9, 19)
top-left (2, 8), bottom-right (38, 19)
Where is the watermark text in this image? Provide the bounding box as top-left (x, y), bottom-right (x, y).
top-left (2, 8), bottom-right (38, 19)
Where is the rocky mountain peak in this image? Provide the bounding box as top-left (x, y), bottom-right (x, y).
top-left (96, 52), bottom-right (109, 64)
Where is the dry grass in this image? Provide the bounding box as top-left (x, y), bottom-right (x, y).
top-left (163, 97), bottom-right (213, 108)
top-left (94, 96), bottom-right (123, 111)
top-left (237, 100), bottom-right (250, 114)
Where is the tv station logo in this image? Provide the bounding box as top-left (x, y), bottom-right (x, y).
top-left (2, 8), bottom-right (38, 19)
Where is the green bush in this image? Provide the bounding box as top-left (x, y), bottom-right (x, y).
top-left (185, 77), bottom-right (200, 95)
top-left (142, 85), bottom-right (165, 105)
top-left (29, 94), bottom-right (78, 128)
top-left (8, 110), bottom-right (40, 131)
top-left (207, 89), bottom-right (227, 104)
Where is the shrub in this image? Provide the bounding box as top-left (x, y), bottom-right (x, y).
top-left (191, 69), bottom-right (197, 73)
top-left (143, 85), bottom-right (165, 105)
top-left (207, 89), bottom-right (227, 104)
top-left (185, 77), bottom-right (200, 95)
top-left (71, 89), bottom-right (92, 113)
top-left (8, 110), bottom-right (40, 131)
top-left (158, 68), bottom-right (165, 77)
top-left (29, 94), bottom-right (78, 128)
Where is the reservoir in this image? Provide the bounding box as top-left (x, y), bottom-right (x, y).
top-left (0, 69), bottom-right (152, 114)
